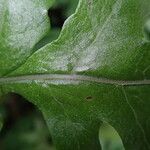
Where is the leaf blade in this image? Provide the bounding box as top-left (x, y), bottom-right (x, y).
top-left (0, 0), bottom-right (54, 76)
top-left (0, 0), bottom-right (150, 149)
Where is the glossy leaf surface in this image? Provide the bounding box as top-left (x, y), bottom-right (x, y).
top-left (0, 0), bottom-right (150, 150)
top-left (0, 0), bottom-right (54, 76)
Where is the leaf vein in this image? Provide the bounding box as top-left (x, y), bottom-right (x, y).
top-left (0, 74), bottom-right (150, 86)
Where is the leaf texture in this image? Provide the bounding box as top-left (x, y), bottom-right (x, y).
top-left (0, 0), bottom-right (150, 150)
top-left (0, 0), bottom-right (54, 76)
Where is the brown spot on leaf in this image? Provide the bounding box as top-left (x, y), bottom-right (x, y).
top-left (86, 96), bottom-right (93, 101)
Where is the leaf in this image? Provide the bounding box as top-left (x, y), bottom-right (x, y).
top-left (99, 123), bottom-right (125, 150)
top-left (0, 0), bottom-right (54, 76)
top-left (33, 28), bottom-right (61, 51)
top-left (0, 0), bottom-right (150, 150)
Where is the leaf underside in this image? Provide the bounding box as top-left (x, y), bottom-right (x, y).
top-left (0, 0), bottom-right (150, 150)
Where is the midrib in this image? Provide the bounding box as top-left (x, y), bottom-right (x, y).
top-left (0, 74), bottom-right (150, 86)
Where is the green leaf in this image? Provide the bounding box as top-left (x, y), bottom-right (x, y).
top-left (100, 123), bottom-right (125, 150)
top-left (33, 28), bottom-right (61, 51)
top-left (0, 0), bottom-right (150, 150)
top-left (0, 0), bottom-right (54, 76)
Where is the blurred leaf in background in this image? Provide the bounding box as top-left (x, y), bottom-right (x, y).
top-left (0, 113), bottom-right (55, 150)
top-left (33, 29), bottom-right (61, 51)
top-left (0, 114), bottom-right (2, 131)
top-left (0, 94), bottom-right (55, 150)
top-left (100, 123), bottom-right (125, 150)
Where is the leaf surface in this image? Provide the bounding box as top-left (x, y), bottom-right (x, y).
top-left (0, 0), bottom-right (150, 150)
top-left (0, 0), bottom-right (54, 76)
